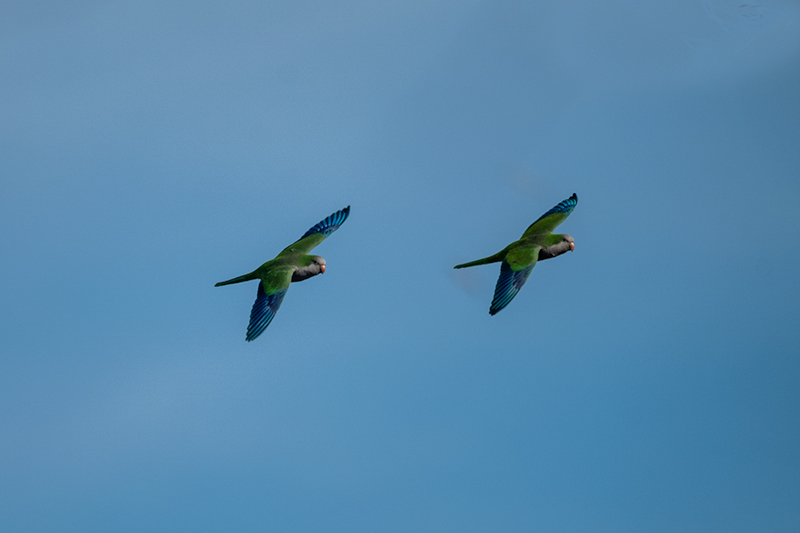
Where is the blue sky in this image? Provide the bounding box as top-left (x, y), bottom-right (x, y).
top-left (2, 1), bottom-right (799, 531)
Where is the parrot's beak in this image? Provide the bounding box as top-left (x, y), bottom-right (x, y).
top-left (569, 242), bottom-right (575, 252)
top-left (320, 264), bottom-right (326, 274)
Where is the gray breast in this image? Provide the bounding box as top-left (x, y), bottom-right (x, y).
top-left (292, 264), bottom-right (322, 282)
top-left (538, 241), bottom-right (571, 261)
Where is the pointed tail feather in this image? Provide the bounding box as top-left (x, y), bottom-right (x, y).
top-left (215, 272), bottom-right (258, 287)
top-left (454, 250), bottom-right (506, 269)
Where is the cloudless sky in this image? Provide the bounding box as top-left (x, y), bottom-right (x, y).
top-left (2, 1), bottom-right (800, 531)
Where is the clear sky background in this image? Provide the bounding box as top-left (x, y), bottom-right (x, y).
top-left (2, 1), bottom-right (800, 531)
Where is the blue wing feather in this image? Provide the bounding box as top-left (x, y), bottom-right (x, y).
top-left (300, 206), bottom-right (351, 239)
top-left (522, 193), bottom-right (578, 237)
top-left (246, 283), bottom-right (288, 341)
top-left (489, 261), bottom-right (534, 315)
top-left (531, 193), bottom-right (577, 226)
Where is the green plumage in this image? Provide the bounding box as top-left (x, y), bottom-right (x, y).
top-left (454, 194), bottom-right (577, 315)
top-left (215, 206), bottom-right (350, 341)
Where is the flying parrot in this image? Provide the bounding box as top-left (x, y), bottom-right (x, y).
top-left (454, 194), bottom-right (577, 315)
top-left (215, 206), bottom-right (350, 341)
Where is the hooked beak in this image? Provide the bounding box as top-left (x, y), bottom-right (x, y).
top-left (569, 242), bottom-right (575, 252)
top-left (320, 264), bottom-right (326, 274)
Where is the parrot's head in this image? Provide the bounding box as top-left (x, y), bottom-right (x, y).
top-left (550, 234), bottom-right (574, 255)
top-left (291, 255), bottom-right (327, 282)
top-left (564, 234), bottom-right (575, 252)
top-left (313, 255), bottom-right (327, 274)
top-left (538, 234), bottom-right (575, 261)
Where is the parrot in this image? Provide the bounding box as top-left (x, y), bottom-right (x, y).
top-left (454, 194), bottom-right (577, 315)
top-left (215, 206), bottom-right (350, 341)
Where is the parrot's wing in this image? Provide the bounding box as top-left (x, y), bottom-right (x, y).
top-left (521, 194), bottom-right (577, 238)
top-left (489, 245), bottom-right (539, 315)
top-left (246, 268), bottom-right (293, 341)
top-left (280, 206), bottom-right (350, 255)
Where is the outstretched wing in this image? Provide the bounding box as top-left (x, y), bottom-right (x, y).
top-left (489, 245), bottom-right (539, 315)
top-left (246, 268), bottom-right (293, 341)
top-left (279, 206), bottom-right (351, 255)
top-left (522, 193), bottom-right (577, 238)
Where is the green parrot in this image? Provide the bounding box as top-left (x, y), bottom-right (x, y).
top-left (454, 194), bottom-right (577, 315)
top-left (215, 206), bottom-right (350, 341)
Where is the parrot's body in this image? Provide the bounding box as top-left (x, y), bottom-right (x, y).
top-left (454, 194), bottom-right (577, 315)
top-left (215, 206), bottom-right (350, 341)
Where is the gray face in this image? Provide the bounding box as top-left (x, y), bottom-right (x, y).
top-left (291, 256), bottom-right (326, 282)
top-left (538, 235), bottom-right (575, 261)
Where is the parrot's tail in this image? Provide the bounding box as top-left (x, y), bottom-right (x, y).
top-left (214, 271), bottom-right (258, 287)
top-left (454, 250), bottom-right (506, 269)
